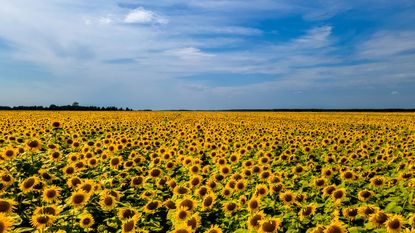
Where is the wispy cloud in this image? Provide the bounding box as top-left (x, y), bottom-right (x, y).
top-left (124, 7), bottom-right (168, 24)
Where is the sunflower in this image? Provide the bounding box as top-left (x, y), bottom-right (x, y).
top-left (149, 168), bottom-right (162, 178)
top-left (144, 200), bottom-right (160, 214)
top-left (1, 147), bottom-right (16, 161)
top-left (69, 190), bottom-right (90, 209)
top-left (322, 185), bottom-right (336, 198)
top-left (369, 211), bottom-right (389, 228)
top-left (248, 197), bottom-right (261, 212)
top-left (170, 224), bottom-right (193, 233)
top-left (189, 175), bottom-right (202, 188)
top-left (370, 176), bottom-right (386, 188)
top-left (196, 186), bottom-right (210, 197)
top-left (385, 215), bottom-right (404, 233)
top-left (178, 197), bottom-right (197, 212)
top-left (175, 206), bottom-right (191, 222)
top-left (280, 191), bottom-right (296, 205)
top-left (186, 213), bottom-right (201, 230)
top-left (323, 220), bottom-right (347, 233)
top-left (26, 139), bottom-right (42, 151)
top-left (62, 165), bottom-right (76, 176)
top-left (67, 176), bottom-right (82, 189)
top-left (357, 189), bottom-right (373, 202)
top-left (204, 225), bottom-right (223, 233)
top-left (0, 213), bottom-right (13, 233)
top-left (255, 184), bottom-right (269, 198)
top-left (223, 201), bottom-right (238, 215)
top-left (100, 193), bottom-right (117, 211)
top-left (342, 207), bottom-right (358, 221)
top-left (118, 208), bottom-right (138, 221)
top-left (409, 214), bottom-right (415, 227)
top-left (79, 212), bottom-right (94, 229)
top-left (20, 176), bottom-right (40, 193)
top-left (308, 225), bottom-right (324, 233)
top-left (248, 211), bottom-right (265, 231)
top-left (331, 188), bottom-right (346, 203)
top-left (31, 213), bottom-right (55, 230)
top-left (0, 173), bottom-right (13, 187)
top-left (130, 176), bottom-right (144, 188)
top-left (78, 179), bottom-right (95, 195)
top-left (42, 186), bottom-right (61, 203)
top-left (34, 205), bottom-right (60, 216)
top-left (122, 218), bottom-right (136, 233)
top-left (102, 189), bottom-right (122, 201)
top-left (313, 178), bottom-right (327, 189)
top-left (0, 199), bottom-right (16, 214)
top-left (358, 205), bottom-right (379, 218)
top-left (340, 170), bottom-right (356, 182)
top-left (164, 199), bottom-right (177, 210)
top-left (299, 203), bottom-right (317, 221)
top-left (202, 194), bottom-right (215, 210)
top-left (258, 218), bottom-right (281, 233)
top-left (109, 156), bottom-right (122, 169)
top-left (51, 121), bottom-right (62, 129)
top-left (173, 185), bottom-right (189, 196)
top-left (221, 188), bottom-right (233, 198)
top-left (38, 169), bottom-right (55, 181)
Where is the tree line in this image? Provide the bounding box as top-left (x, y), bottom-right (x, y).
top-left (0, 104), bottom-right (134, 111)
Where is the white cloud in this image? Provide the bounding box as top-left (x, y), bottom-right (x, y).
top-left (124, 7), bottom-right (168, 24)
top-left (165, 47), bottom-right (215, 60)
top-left (359, 31), bottom-right (415, 58)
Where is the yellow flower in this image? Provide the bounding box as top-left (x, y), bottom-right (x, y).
top-left (0, 199), bottom-right (16, 215)
top-left (385, 215), bottom-right (404, 233)
top-left (100, 193), bottom-right (117, 211)
top-left (0, 213), bottom-right (13, 233)
top-left (79, 212), bottom-right (94, 229)
top-left (42, 185), bottom-right (61, 203)
top-left (68, 190), bottom-right (90, 209)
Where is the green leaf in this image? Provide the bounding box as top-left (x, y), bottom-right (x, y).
top-left (14, 227), bottom-right (35, 233)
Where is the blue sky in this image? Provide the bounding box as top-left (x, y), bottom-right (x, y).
top-left (0, 0), bottom-right (414, 109)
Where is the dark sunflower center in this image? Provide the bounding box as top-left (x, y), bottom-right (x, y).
top-left (46, 190), bottom-right (57, 198)
top-left (262, 220), bottom-right (277, 232)
top-left (73, 194), bottom-right (85, 204)
top-left (388, 219), bottom-right (401, 229)
top-left (123, 220), bottom-right (135, 232)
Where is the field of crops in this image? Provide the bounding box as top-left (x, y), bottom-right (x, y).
top-left (0, 111), bottom-right (414, 233)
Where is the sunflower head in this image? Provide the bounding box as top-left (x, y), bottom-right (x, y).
top-left (248, 211), bottom-right (265, 230)
top-left (31, 213), bottom-right (55, 230)
top-left (122, 218), bottom-right (136, 233)
top-left (42, 185), bottom-right (61, 203)
top-left (248, 197), bottom-right (261, 212)
top-left (100, 193), bottom-right (117, 212)
top-left (259, 218), bottom-right (281, 233)
top-left (342, 207), bottom-right (358, 221)
top-left (385, 215), bottom-right (404, 233)
top-left (69, 190), bottom-right (90, 209)
top-left (20, 176), bottom-right (40, 193)
top-left (324, 220), bottom-right (347, 233)
top-left (118, 208), bottom-right (138, 221)
top-left (280, 191), bottom-right (295, 205)
top-left (79, 212), bottom-right (94, 229)
top-left (369, 211), bottom-right (389, 228)
top-left (223, 201), bottom-right (238, 215)
top-left (204, 225), bottom-right (223, 233)
top-left (0, 199), bottom-right (16, 215)
top-left (0, 213), bottom-right (13, 233)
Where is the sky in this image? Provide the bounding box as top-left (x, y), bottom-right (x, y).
top-left (0, 0), bottom-right (415, 109)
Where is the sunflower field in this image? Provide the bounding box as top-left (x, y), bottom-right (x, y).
top-left (0, 111), bottom-right (414, 233)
